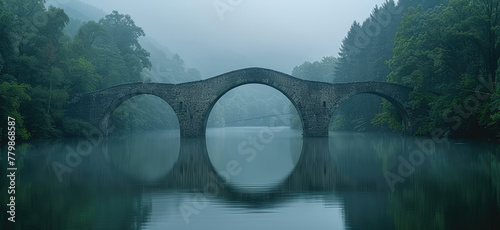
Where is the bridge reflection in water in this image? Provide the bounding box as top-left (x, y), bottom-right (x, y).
top-left (96, 129), bottom-right (407, 229)
top-left (104, 130), bottom-right (387, 193)
top-left (101, 129), bottom-right (401, 197)
top-left (15, 129), bottom-right (499, 229)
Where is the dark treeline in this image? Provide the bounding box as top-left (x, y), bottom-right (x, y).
top-left (0, 0), bottom-right (200, 140)
top-left (293, 0), bottom-right (500, 139)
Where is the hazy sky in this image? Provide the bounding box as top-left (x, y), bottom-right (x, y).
top-left (73, 0), bottom-right (389, 77)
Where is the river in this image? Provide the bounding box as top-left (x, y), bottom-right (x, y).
top-left (1, 128), bottom-right (499, 229)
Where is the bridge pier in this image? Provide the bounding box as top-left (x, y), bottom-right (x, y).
top-left (301, 113), bottom-right (331, 137)
top-left (280, 137), bottom-right (337, 190)
top-left (169, 96), bottom-right (211, 138)
top-left (178, 116), bottom-right (207, 137)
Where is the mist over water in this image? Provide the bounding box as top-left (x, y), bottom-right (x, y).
top-left (4, 129), bottom-right (499, 229)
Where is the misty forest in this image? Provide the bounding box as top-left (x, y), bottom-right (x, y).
top-left (1, 0), bottom-right (500, 140)
top-left (1, 0), bottom-right (500, 229)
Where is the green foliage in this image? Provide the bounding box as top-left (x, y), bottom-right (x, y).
top-left (75, 21), bottom-right (106, 49)
top-left (0, 10), bottom-right (15, 72)
top-left (73, 13), bottom-right (150, 87)
top-left (98, 10), bottom-right (151, 76)
top-left (0, 0), bottom-right (206, 138)
top-left (385, 0), bottom-right (500, 137)
top-left (64, 57), bottom-right (100, 93)
top-left (372, 99), bottom-right (403, 130)
top-left (2, 0), bottom-right (498, 139)
top-left (0, 81), bottom-right (31, 140)
top-left (292, 56), bottom-right (338, 82)
top-left (292, 55), bottom-right (394, 132)
top-left (330, 0), bottom-right (427, 132)
top-left (334, 0), bottom-right (440, 83)
top-left (21, 86), bottom-right (67, 138)
top-left (294, 0), bottom-right (500, 136)
top-left (61, 118), bottom-right (95, 137)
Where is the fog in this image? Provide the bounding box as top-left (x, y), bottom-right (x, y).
top-left (65, 0), bottom-right (388, 77)
top-left (40, 0), bottom-right (401, 133)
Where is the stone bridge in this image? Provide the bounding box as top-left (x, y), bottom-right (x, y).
top-left (67, 67), bottom-right (419, 137)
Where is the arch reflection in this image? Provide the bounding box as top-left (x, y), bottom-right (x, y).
top-left (104, 130), bottom-right (180, 182)
top-left (206, 127), bottom-right (303, 193)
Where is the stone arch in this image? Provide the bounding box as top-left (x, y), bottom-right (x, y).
top-left (366, 92), bottom-right (411, 128)
top-left (201, 68), bottom-right (308, 134)
top-left (204, 83), bottom-right (305, 131)
top-left (100, 92), bottom-right (180, 133)
top-left (330, 82), bottom-right (414, 133)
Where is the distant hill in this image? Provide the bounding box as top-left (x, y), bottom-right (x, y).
top-left (47, 0), bottom-right (106, 21)
top-left (140, 37), bottom-right (202, 83)
top-left (47, 0), bottom-right (202, 83)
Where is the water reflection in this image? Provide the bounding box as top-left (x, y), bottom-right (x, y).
top-left (104, 130), bottom-right (180, 182)
top-left (388, 140), bottom-right (500, 230)
top-left (329, 131), bottom-right (407, 191)
top-left (1, 130), bottom-right (499, 229)
top-left (143, 192), bottom-right (346, 230)
top-left (206, 127), bottom-right (302, 192)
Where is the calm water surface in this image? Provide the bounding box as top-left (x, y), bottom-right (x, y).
top-left (1, 128), bottom-right (499, 229)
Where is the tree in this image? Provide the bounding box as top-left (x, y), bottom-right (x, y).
top-left (474, 0), bottom-right (500, 91)
top-left (73, 11), bottom-right (152, 87)
top-left (75, 20), bottom-right (106, 49)
top-left (98, 11), bottom-right (151, 78)
top-left (383, 0), bottom-right (500, 137)
top-left (292, 56), bottom-right (338, 82)
top-left (0, 81), bottom-right (31, 140)
top-left (64, 57), bottom-right (100, 94)
top-left (0, 9), bottom-right (16, 75)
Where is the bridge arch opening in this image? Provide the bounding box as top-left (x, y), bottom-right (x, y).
top-left (102, 94), bottom-right (180, 134)
top-left (205, 84), bottom-right (303, 192)
top-left (329, 93), bottom-right (408, 134)
top-left (205, 83), bottom-right (304, 131)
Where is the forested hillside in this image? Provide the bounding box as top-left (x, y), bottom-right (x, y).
top-left (293, 0), bottom-right (500, 139)
top-left (381, 0), bottom-right (500, 139)
top-left (0, 0), bottom-right (201, 140)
